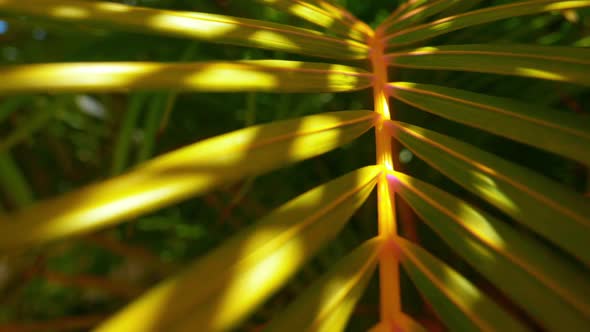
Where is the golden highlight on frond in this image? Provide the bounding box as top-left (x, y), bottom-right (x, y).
top-left (0, 0), bottom-right (589, 331)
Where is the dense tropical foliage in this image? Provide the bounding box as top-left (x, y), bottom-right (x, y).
top-left (0, 0), bottom-right (589, 331)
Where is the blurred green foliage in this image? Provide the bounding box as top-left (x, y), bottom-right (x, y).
top-left (0, 1), bottom-right (588, 331)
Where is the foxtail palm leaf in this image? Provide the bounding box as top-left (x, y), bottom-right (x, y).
top-left (0, 0), bottom-right (588, 331)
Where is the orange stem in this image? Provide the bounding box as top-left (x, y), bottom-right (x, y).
top-left (370, 25), bottom-right (400, 326)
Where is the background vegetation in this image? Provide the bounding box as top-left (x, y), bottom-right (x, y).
top-left (0, 0), bottom-right (589, 331)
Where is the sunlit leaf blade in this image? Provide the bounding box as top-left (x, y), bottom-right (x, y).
top-left (0, 60), bottom-right (373, 95)
top-left (0, 111), bottom-right (377, 251)
top-left (385, 0), bottom-right (590, 47)
top-left (432, 0), bottom-right (485, 21)
top-left (252, 0), bottom-right (371, 42)
top-left (380, 0), bottom-right (430, 30)
top-left (389, 171), bottom-right (590, 331)
top-left (386, 44), bottom-right (590, 86)
top-left (261, 237), bottom-right (382, 332)
top-left (299, 0), bottom-right (369, 35)
top-left (94, 166), bottom-right (382, 332)
top-left (383, 0), bottom-right (469, 34)
top-left (0, 0), bottom-right (368, 60)
top-left (388, 82), bottom-right (590, 165)
top-left (395, 237), bottom-right (530, 332)
top-left (385, 121), bottom-right (590, 265)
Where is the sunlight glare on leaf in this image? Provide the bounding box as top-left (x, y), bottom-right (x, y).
top-left (0, 111), bottom-right (376, 251)
top-left (96, 166), bottom-right (381, 332)
top-left (287, 115), bottom-right (344, 160)
top-left (327, 64), bottom-right (363, 89)
top-left (515, 67), bottom-right (566, 81)
top-left (183, 64), bottom-right (278, 91)
top-left (95, 1), bottom-right (132, 13)
top-left (0, 0), bottom-right (369, 59)
top-left (398, 238), bottom-right (531, 332)
top-left (148, 13), bottom-right (236, 39)
top-left (208, 229), bottom-right (305, 331)
top-left (260, 237), bottom-right (381, 332)
top-left (469, 171), bottom-right (519, 216)
top-left (1, 63), bottom-right (155, 92)
top-left (409, 46), bottom-right (439, 54)
top-left (288, 1), bottom-right (336, 26)
top-left (390, 170), bottom-right (506, 251)
top-left (545, 2), bottom-right (590, 11)
top-left (456, 202), bottom-right (505, 248)
top-left (63, 185), bottom-right (181, 232)
top-left (253, 0), bottom-right (371, 42)
top-left (440, 264), bottom-right (481, 307)
top-left (463, 237), bottom-right (497, 265)
top-left (388, 81), bottom-right (590, 165)
top-left (51, 5), bottom-right (89, 19)
top-left (248, 30), bottom-right (300, 50)
top-left (390, 120), bottom-right (590, 265)
top-left (15, 174), bottom-right (214, 248)
top-left (386, 44), bottom-right (590, 86)
top-left (430, 21), bottom-right (454, 32)
top-left (0, 61), bottom-right (372, 94)
top-left (385, 0), bottom-right (590, 47)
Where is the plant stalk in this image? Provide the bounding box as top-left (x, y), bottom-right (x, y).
top-left (370, 26), bottom-right (401, 326)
